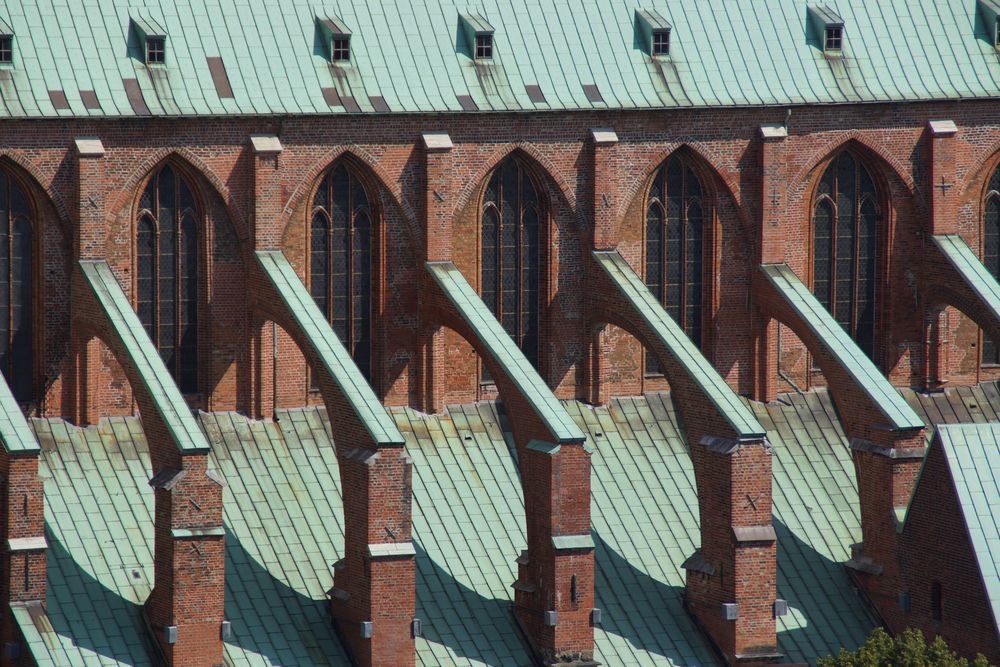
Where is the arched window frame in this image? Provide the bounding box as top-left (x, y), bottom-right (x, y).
top-left (0, 167), bottom-right (37, 406)
top-left (306, 161), bottom-right (380, 390)
top-left (133, 163), bottom-right (202, 395)
top-left (808, 149), bottom-right (884, 364)
top-left (981, 163), bottom-right (1000, 366)
top-left (478, 155), bottom-right (547, 385)
top-left (643, 152), bottom-right (711, 376)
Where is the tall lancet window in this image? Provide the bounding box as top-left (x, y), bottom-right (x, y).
top-left (136, 165), bottom-right (199, 393)
top-left (812, 151), bottom-right (879, 359)
top-left (0, 171), bottom-right (33, 403)
top-left (481, 157), bottom-right (541, 380)
top-left (983, 165), bottom-right (1000, 364)
top-left (310, 164), bottom-right (373, 381)
top-left (645, 154), bottom-right (705, 374)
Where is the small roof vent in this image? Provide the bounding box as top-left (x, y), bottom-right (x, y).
top-left (635, 9), bottom-right (671, 57)
top-left (807, 5), bottom-right (844, 55)
top-left (460, 13), bottom-right (494, 60)
top-left (317, 14), bottom-right (351, 63)
top-left (0, 17), bottom-right (12, 66)
top-left (130, 12), bottom-right (167, 65)
top-left (978, 0), bottom-right (1000, 49)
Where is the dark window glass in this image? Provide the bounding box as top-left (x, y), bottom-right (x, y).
top-left (331, 37), bottom-right (350, 62)
top-left (983, 172), bottom-right (1000, 364)
top-left (931, 581), bottom-right (942, 621)
top-left (0, 171), bottom-right (32, 403)
top-left (146, 37), bottom-right (165, 64)
top-left (645, 154), bottom-right (706, 374)
top-left (825, 27), bottom-right (842, 51)
top-left (811, 151), bottom-right (879, 358)
top-left (475, 34), bottom-right (493, 59)
top-left (136, 165), bottom-right (199, 393)
top-left (481, 157), bottom-right (541, 382)
top-left (311, 164), bottom-right (373, 383)
top-left (652, 30), bottom-right (670, 56)
top-left (0, 35), bottom-right (12, 64)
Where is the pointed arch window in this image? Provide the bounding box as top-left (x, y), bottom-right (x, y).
top-left (0, 170), bottom-right (32, 403)
top-left (481, 157), bottom-right (541, 380)
top-left (645, 154), bottom-right (705, 374)
top-left (310, 164), bottom-right (373, 381)
top-left (982, 166), bottom-right (1000, 365)
top-left (812, 151), bottom-right (880, 359)
top-left (136, 165), bottom-right (199, 393)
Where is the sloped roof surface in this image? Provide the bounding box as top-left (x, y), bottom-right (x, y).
top-left (21, 390), bottom-right (878, 666)
top-left (935, 423), bottom-right (1000, 632)
top-left (0, 0), bottom-right (997, 118)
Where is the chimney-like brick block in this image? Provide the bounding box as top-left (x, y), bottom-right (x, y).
top-left (74, 137), bottom-right (107, 262)
top-left (514, 444), bottom-right (596, 666)
top-left (848, 430), bottom-right (926, 614)
top-left (686, 440), bottom-right (778, 664)
top-left (0, 452), bottom-right (46, 666)
top-left (591, 128), bottom-right (618, 250)
top-left (146, 454), bottom-right (225, 667)
top-left (928, 120), bottom-right (958, 236)
top-left (331, 445), bottom-right (416, 667)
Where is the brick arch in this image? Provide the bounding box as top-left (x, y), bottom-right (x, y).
top-left (619, 140), bottom-right (748, 236)
top-left (281, 145), bottom-right (420, 250)
top-left (790, 133), bottom-right (920, 204)
top-left (960, 139), bottom-right (1000, 200)
top-left (0, 150), bottom-right (72, 233)
top-left (108, 148), bottom-right (249, 249)
top-left (451, 142), bottom-right (578, 221)
top-left (924, 284), bottom-right (1000, 356)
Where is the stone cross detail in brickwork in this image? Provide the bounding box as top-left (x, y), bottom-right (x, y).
top-left (770, 186), bottom-right (781, 206)
top-left (936, 176), bottom-right (953, 196)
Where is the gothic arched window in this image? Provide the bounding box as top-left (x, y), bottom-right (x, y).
top-left (481, 157), bottom-right (540, 378)
top-left (812, 151), bottom-right (880, 359)
top-left (645, 154), bottom-right (705, 373)
top-left (310, 164), bottom-right (373, 381)
top-left (136, 165), bottom-right (199, 393)
top-left (982, 166), bottom-right (1000, 364)
top-left (0, 170), bottom-right (32, 403)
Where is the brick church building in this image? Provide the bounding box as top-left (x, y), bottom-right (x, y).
top-left (0, 0), bottom-right (995, 666)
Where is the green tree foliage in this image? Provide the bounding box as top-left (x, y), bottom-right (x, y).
top-left (818, 628), bottom-right (993, 667)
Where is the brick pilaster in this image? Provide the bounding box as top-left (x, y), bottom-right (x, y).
top-left (250, 135), bottom-right (284, 251)
top-left (419, 133), bottom-right (453, 413)
top-left (0, 451), bottom-right (46, 667)
top-left (755, 124), bottom-right (788, 403)
top-left (591, 128), bottom-right (618, 251)
top-left (924, 120), bottom-right (958, 389)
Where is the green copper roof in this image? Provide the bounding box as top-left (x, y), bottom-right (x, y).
top-left (255, 250), bottom-right (404, 446)
top-left (0, 0), bottom-right (998, 118)
top-left (935, 423), bottom-right (1000, 631)
top-left (425, 261), bottom-right (584, 444)
top-left (932, 235), bottom-right (1000, 326)
top-left (0, 372), bottom-right (38, 454)
top-left (79, 260), bottom-right (210, 453)
top-left (19, 388), bottom-right (882, 666)
top-left (759, 263), bottom-right (924, 431)
top-left (594, 250), bottom-right (765, 440)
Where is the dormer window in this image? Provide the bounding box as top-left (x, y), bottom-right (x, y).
top-left (146, 37), bottom-right (165, 64)
top-left (979, 0), bottom-right (1000, 49)
top-left (475, 33), bottom-right (492, 60)
top-left (807, 6), bottom-right (845, 55)
top-left (0, 35), bottom-right (12, 65)
top-left (317, 15), bottom-right (351, 63)
top-left (460, 13), bottom-right (494, 61)
top-left (130, 14), bottom-right (168, 66)
top-left (635, 9), bottom-right (672, 58)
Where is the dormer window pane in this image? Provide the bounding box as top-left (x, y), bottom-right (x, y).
top-left (652, 30), bottom-right (670, 56)
top-left (332, 37), bottom-right (350, 62)
top-left (475, 34), bottom-right (492, 59)
top-left (995, 20), bottom-right (1000, 48)
top-left (146, 37), bottom-right (165, 64)
top-left (0, 35), bottom-right (11, 64)
top-left (824, 27), bottom-right (842, 51)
